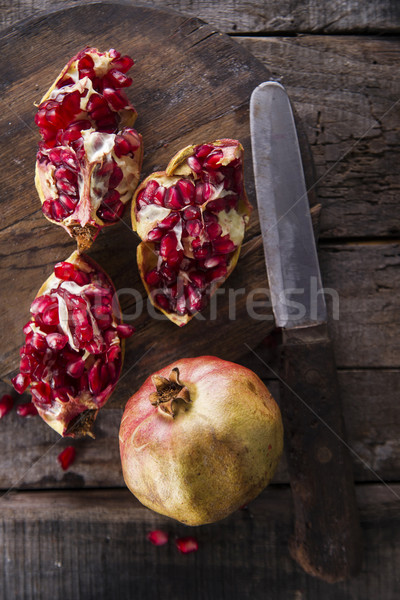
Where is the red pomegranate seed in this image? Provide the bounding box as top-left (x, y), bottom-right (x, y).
top-left (213, 236), bottom-right (236, 254)
top-left (46, 333), bottom-right (68, 350)
top-left (62, 90), bottom-right (81, 117)
top-left (147, 530), bottom-right (169, 546)
top-left (41, 200), bottom-right (53, 219)
top-left (159, 264), bottom-right (177, 284)
top-left (155, 294), bottom-right (170, 311)
top-left (107, 69), bottom-right (133, 88)
top-left (195, 143), bottom-right (214, 158)
top-left (51, 200), bottom-right (69, 221)
top-left (31, 382), bottom-right (52, 406)
top-left (206, 222), bottom-right (222, 240)
top-left (186, 285), bottom-right (203, 313)
top-left (206, 198), bottom-right (225, 212)
top-left (93, 305), bottom-right (112, 329)
top-left (152, 186), bottom-right (166, 206)
top-left (187, 156), bottom-right (201, 174)
top-left (58, 446), bottom-right (76, 471)
top-left (175, 536), bottom-right (198, 554)
top-left (88, 361), bottom-right (103, 394)
top-left (186, 219), bottom-right (202, 237)
top-left (66, 358), bottom-right (85, 379)
top-left (166, 249), bottom-right (183, 269)
top-left (11, 373), bottom-right (30, 394)
top-left (176, 179), bottom-right (195, 204)
top-left (42, 304), bottom-right (60, 326)
top-left (203, 150), bottom-right (223, 169)
top-left (190, 271), bottom-right (206, 289)
top-left (208, 265), bottom-right (227, 282)
top-left (164, 187), bottom-right (184, 210)
top-left (204, 256), bottom-right (226, 269)
top-left (145, 269), bottom-right (161, 287)
top-left (114, 135), bottom-right (131, 157)
top-left (17, 402), bottom-right (38, 417)
top-left (31, 332), bottom-right (47, 351)
top-left (182, 205), bottom-right (200, 220)
top-left (103, 87), bottom-right (127, 110)
top-left (193, 244), bottom-right (211, 260)
top-left (141, 180), bottom-right (159, 205)
top-left (20, 354), bottom-right (38, 375)
top-left (109, 164), bottom-right (123, 188)
top-left (54, 261), bottom-right (75, 281)
top-left (110, 54), bottom-right (134, 73)
top-left (147, 227), bottom-right (163, 241)
top-left (202, 183), bottom-right (214, 201)
top-left (175, 294), bottom-right (188, 316)
top-left (0, 394), bottom-right (14, 418)
top-left (160, 232), bottom-right (178, 258)
top-left (159, 212), bottom-right (180, 230)
top-left (116, 324), bottom-right (135, 338)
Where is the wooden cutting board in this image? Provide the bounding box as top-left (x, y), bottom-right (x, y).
top-left (0, 2), bottom-right (317, 400)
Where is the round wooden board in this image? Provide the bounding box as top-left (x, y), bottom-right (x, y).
top-left (0, 2), bottom-right (317, 402)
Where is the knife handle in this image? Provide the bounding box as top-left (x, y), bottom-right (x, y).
top-left (279, 323), bottom-right (362, 582)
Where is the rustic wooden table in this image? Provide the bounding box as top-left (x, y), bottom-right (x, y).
top-left (1, 1), bottom-right (399, 598)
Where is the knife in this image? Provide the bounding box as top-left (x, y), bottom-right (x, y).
top-left (250, 82), bottom-right (362, 582)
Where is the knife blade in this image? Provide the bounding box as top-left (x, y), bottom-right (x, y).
top-left (250, 81), bottom-right (362, 582)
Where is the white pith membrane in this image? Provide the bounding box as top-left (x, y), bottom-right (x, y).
top-left (12, 252), bottom-right (131, 437)
top-left (133, 140), bottom-right (251, 326)
top-left (34, 47), bottom-right (142, 248)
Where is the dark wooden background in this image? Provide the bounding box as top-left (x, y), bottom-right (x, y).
top-left (1, 1), bottom-right (399, 599)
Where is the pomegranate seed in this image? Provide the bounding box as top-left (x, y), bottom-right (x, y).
top-left (159, 264), bottom-right (177, 284)
top-left (206, 198), bottom-right (226, 213)
top-left (187, 156), bottom-right (201, 174)
top-left (195, 143), bottom-right (214, 158)
top-left (31, 382), bottom-right (52, 406)
top-left (175, 536), bottom-right (198, 554)
top-left (88, 360), bottom-right (103, 394)
top-left (147, 228), bottom-right (163, 241)
top-left (139, 180), bottom-right (159, 205)
top-left (107, 345), bottom-right (120, 362)
top-left (107, 69), bottom-right (132, 88)
top-left (46, 333), bottom-right (68, 350)
top-left (31, 294), bottom-right (54, 316)
top-left (159, 212), bottom-right (180, 230)
top-left (103, 87), bottom-right (127, 110)
top-left (166, 249), bottom-right (183, 269)
top-left (150, 186), bottom-right (165, 206)
top-left (111, 55), bottom-right (134, 73)
top-left (52, 200), bottom-right (70, 221)
top-left (176, 179), bottom-right (195, 204)
top-left (204, 256), bottom-right (226, 269)
top-left (182, 205), bottom-right (200, 220)
top-left (0, 394), bottom-right (14, 419)
top-left (145, 269), bottom-right (161, 286)
top-left (176, 294), bottom-right (188, 315)
top-left (59, 193), bottom-right (78, 211)
top-left (20, 354), bottom-right (38, 375)
top-left (58, 446), bottom-right (76, 471)
top-left (42, 304), bottom-right (60, 326)
top-left (206, 222), bottom-right (222, 240)
top-left (62, 90), bottom-right (81, 117)
top-left (190, 271), bottom-right (206, 288)
top-left (17, 402), bottom-right (38, 417)
top-left (193, 243), bottom-right (211, 260)
top-left (203, 150), bottom-right (223, 169)
top-left (12, 373), bottom-right (30, 394)
top-left (116, 324), bottom-right (135, 338)
top-left (114, 135), bottom-right (131, 157)
top-left (85, 339), bottom-right (106, 354)
top-left (147, 530), bottom-right (169, 546)
top-left (78, 53), bottom-right (94, 74)
top-left (66, 359), bottom-right (85, 379)
top-left (155, 294), bottom-right (170, 311)
top-left (31, 332), bottom-right (47, 351)
top-left (213, 236), bottom-right (236, 254)
top-left (60, 149), bottom-right (78, 170)
top-left (54, 261), bottom-right (75, 281)
top-left (41, 200), bottom-right (53, 219)
top-left (186, 219), bottom-right (202, 237)
top-left (160, 232), bottom-right (178, 258)
top-left (164, 187), bottom-right (184, 209)
top-left (93, 306), bottom-right (112, 329)
top-left (186, 285), bottom-right (203, 313)
top-left (109, 164), bottom-right (123, 188)
top-left (208, 265), bottom-right (227, 282)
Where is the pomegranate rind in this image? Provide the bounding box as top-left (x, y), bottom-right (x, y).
top-left (119, 356), bottom-right (283, 526)
top-left (23, 251), bottom-right (126, 437)
top-left (131, 140), bottom-right (251, 326)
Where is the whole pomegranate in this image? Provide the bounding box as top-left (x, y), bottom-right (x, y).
top-left (35, 47), bottom-right (143, 250)
top-left (119, 357), bottom-right (283, 525)
top-left (132, 139), bottom-right (252, 325)
top-left (12, 251), bottom-right (134, 437)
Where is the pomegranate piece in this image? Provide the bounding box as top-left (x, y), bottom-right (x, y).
top-left (35, 47), bottom-right (143, 250)
top-left (147, 530), bottom-right (169, 546)
top-left (132, 139), bottom-right (251, 326)
top-left (0, 394), bottom-right (14, 419)
top-left (12, 251), bottom-right (134, 437)
top-left (175, 537), bottom-right (199, 554)
top-left (58, 446), bottom-right (76, 470)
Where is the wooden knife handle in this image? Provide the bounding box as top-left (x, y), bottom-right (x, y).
top-left (280, 323), bottom-right (362, 582)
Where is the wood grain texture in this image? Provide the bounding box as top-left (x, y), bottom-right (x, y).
top-left (239, 35), bottom-right (400, 239)
top-left (1, 0), bottom-right (399, 34)
top-left (1, 366), bottom-right (398, 490)
top-left (1, 484), bottom-right (399, 600)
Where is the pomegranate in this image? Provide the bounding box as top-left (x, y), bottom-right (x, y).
top-left (132, 139), bottom-right (252, 325)
top-left (119, 357), bottom-right (283, 526)
top-left (35, 47), bottom-right (143, 250)
top-left (12, 251), bottom-right (134, 437)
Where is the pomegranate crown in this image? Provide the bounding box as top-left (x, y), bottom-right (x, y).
top-left (149, 367), bottom-right (191, 417)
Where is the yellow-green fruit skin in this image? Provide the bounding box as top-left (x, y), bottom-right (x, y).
top-left (119, 356), bottom-right (284, 526)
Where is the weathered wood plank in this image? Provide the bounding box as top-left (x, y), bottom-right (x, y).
top-left (0, 367), bottom-right (398, 489)
top-left (1, 0), bottom-right (399, 35)
top-left (0, 484), bottom-right (399, 600)
top-left (238, 35), bottom-right (400, 239)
